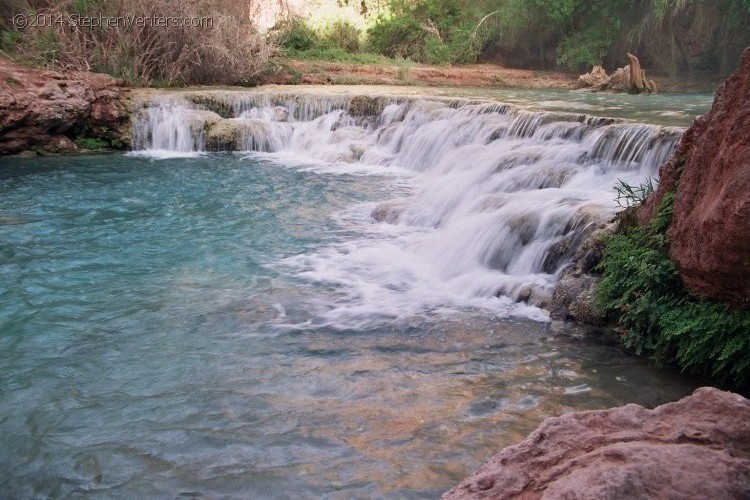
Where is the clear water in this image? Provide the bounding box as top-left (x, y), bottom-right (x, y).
top-left (0, 151), bottom-right (701, 498)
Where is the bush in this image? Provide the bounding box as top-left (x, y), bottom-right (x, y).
top-left (366, 0), bottom-right (490, 65)
top-left (596, 192), bottom-right (750, 389)
top-left (321, 20), bottom-right (362, 53)
top-left (6, 0), bottom-right (276, 86)
top-left (270, 17), bottom-right (320, 51)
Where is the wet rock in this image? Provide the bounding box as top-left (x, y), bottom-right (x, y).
top-left (205, 120), bottom-right (240, 151)
top-left (549, 273), bottom-right (604, 325)
top-left (0, 58), bottom-right (129, 155)
top-left (188, 94), bottom-right (235, 118)
top-left (548, 222), bottom-right (614, 324)
top-left (444, 387), bottom-right (750, 499)
top-left (639, 48), bottom-right (750, 306)
top-left (347, 95), bottom-right (388, 117)
top-left (371, 199), bottom-right (408, 223)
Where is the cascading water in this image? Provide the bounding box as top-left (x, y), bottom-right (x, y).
top-left (131, 91), bottom-right (683, 327)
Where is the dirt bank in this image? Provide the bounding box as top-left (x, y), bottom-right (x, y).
top-left (263, 59), bottom-right (720, 93)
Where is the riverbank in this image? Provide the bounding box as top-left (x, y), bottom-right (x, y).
top-left (264, 58), bottom-right (721, 93)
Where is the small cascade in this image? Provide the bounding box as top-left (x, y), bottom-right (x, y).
top-left (131, 101), bottom-right (206, 152)
top-left (130, 90), bottom-right (685, 321)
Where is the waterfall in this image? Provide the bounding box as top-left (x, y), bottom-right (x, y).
top-left (130, 91), bottom-right (683, 324)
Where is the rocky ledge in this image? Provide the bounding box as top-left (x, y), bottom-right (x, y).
top-left (0, 58), bottom-right (130, 155)
top-left (444, 387), bottom-right (750, 499)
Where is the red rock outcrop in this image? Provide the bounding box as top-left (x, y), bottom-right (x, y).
top-left (444, 387), bottom-right (750, 499)
top-left (0, 58), bottom-right (129, 155)
top-left (640, 47), bottom-right (750, 306)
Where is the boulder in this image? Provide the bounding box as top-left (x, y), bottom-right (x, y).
top-left (549, 273), bottom-right (605, 325)
top-left (0, 58), bottom-right (129, 154)
top-left (444, 387), bottom-right (750, 499)
top-left (639, 47), bottom-right (750, 306)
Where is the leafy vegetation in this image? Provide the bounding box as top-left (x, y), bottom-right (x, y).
top-left (614, 177), bottom-right (654, 209)
top-left (2, 0), bottom-right (749, 82)
top-left (596, 190), bottom-right (750, 389)
top-left (74, 136), bottom-right (108, 150)
top-left (357, 0), bottom-right (750, 72)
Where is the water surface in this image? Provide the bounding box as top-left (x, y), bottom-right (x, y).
top-left (0, 152), bottom-right (701, 498)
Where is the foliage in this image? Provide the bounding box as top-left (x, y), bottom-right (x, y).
top-left (270, 17), bottom-right (321, 51)
top-left (271, 17), bottom-right (370, 62)
top-left (614, 177), bottom-right (655, 209)
top-left (366, 0), bottom-right (491, 64)
top-left (321, 20), bottom-right (362, 53)
top-left (596, 191), bottom-right (750, 389)
top-left (75, 136), bottom-right (108, 150)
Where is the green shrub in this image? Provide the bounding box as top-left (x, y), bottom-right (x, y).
top-left (321, 20), bottom-right (362, 53)
top-left (270, 17), bottom-right (320, 51)
top-left (596, 192), bottom-right (750, 389)
top-left (366, 0), bottom-right (489, 65)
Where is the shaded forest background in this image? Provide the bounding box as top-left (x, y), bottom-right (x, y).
top-left (1, 0), bottom-right (749, 85)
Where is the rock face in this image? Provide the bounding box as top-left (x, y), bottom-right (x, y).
top-left (0, 58), bottom-right (129, 155)
top-left (639, 47), bottom-right (750, 306)
top-left (444, 387), bottom-right (750, 499)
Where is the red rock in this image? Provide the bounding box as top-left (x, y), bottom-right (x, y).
top-left (0, 59), bottom-right (129, 154)
top-left (443, 387), bottom-right (750, 499)
top-left (641, 48), bottom-right (750, 306)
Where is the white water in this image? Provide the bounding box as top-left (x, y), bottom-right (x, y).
top-left (132, 91), bottom-right (683, 327)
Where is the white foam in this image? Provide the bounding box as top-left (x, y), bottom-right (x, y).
top-left (132, 93), bottom-right (684, 329)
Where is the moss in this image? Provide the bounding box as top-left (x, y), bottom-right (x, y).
top-left (75, 137), bottom-right (108, 150)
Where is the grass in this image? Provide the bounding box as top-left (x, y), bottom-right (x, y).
top-left (285, 48), bottom-right (395, 65)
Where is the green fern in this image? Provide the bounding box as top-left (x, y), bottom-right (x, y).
top-left (596, 190), bottom-right (750, 389)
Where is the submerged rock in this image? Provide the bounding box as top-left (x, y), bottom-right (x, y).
top-left (371, 199), bottom-right (408, 223)
top-left (444, 387), bottom-right (750, 499)
top-left (548, 222), bottom-right (614, 324)
top-left (640, 47), bottom-right (750, 306)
